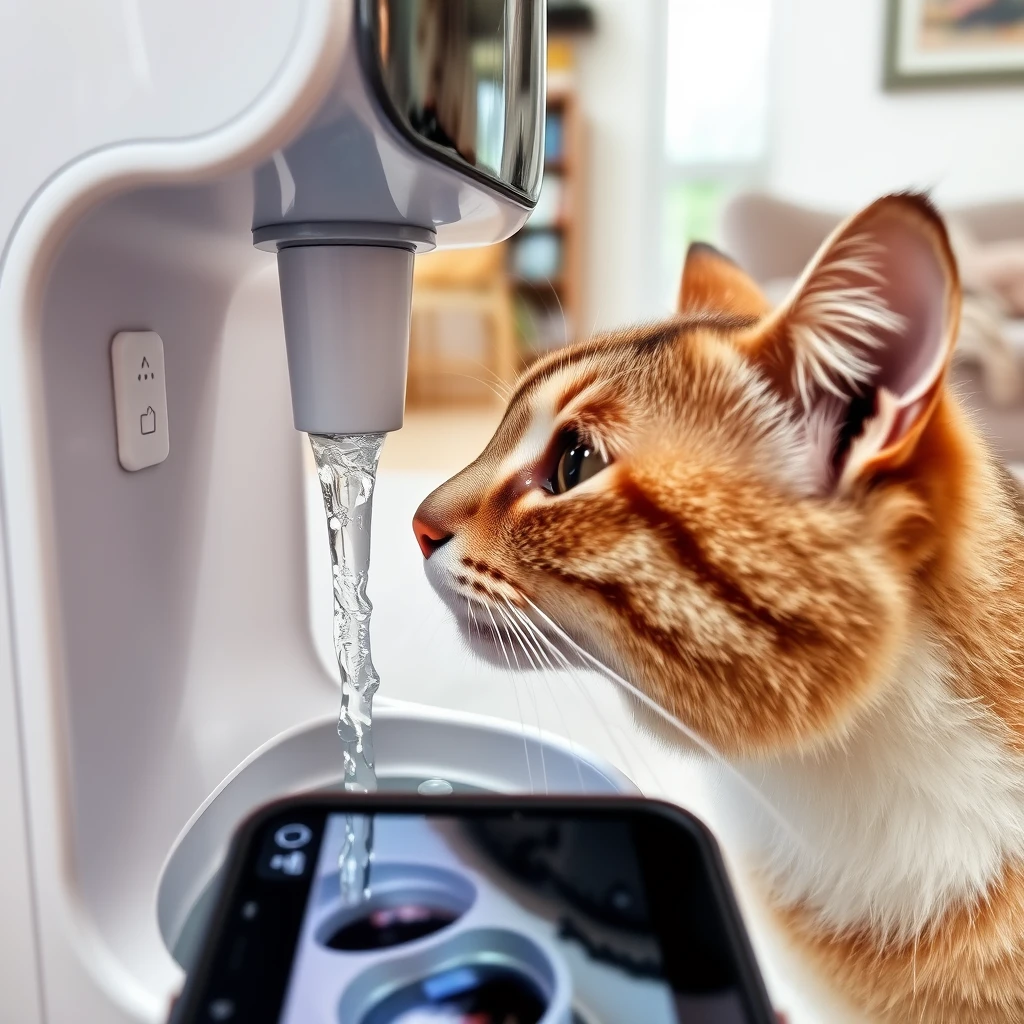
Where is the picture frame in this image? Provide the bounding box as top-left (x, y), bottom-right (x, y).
top-left (884, 0), bottom-right (1024, 90)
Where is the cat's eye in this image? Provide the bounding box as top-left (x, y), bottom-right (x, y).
top-left (549, 433), bottom-right (609, 494)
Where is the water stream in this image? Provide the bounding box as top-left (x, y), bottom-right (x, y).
top-left (308, 431), bottom-right (386, 906)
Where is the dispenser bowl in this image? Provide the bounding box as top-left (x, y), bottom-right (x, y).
top-left (157, 701), bottom-right (637, 972)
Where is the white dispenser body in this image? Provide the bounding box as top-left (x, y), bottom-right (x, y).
top-left (0, 3), bottom-right (636, 1023)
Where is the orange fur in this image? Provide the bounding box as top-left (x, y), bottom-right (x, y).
top-left (680, 241), bottom-right (773, 319)
top-left (774, 865), bottom-right (1024, 1023)
top-left (413, 194), bottom-right (1024, 1021)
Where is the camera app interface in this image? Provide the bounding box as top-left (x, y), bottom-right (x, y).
top-left (271, 812), bottom-right (749, 1024)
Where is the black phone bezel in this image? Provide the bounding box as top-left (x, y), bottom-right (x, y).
top-left (169, 793), bottom-right (776, 1024)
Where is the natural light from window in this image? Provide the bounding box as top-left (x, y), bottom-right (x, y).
top-left (664, 0), bottom-right (773, 167)
top-left (661, 0), bottom-right (773, 305)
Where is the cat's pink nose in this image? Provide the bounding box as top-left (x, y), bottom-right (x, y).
top-left (413, 516), bottom-right (453, 559)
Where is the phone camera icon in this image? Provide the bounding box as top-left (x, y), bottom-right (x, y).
top-left (274, 823), bottom-right (312, 850)
top-left (269, 850), bottom-right (306, 876)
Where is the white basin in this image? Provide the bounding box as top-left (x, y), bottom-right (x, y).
top-left (157, 701), bottom-right (638, 972)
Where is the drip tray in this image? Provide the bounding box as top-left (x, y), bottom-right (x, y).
top-left (157, 702), bottom-right (636, 971)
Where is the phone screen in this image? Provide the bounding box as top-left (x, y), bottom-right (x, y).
top-left (174, 798), bottom-right (774, 1024)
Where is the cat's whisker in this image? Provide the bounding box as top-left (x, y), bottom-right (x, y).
top-left (498, 611), bottom-right (550, 796)
top-left (484, 602), bottom-right (541, 794)
top-left (489, 599), bottom-right (541, 770)
top-left (500, 603), bottom-right (585, 794)
top-left (583, 301), bottom-right (605, 348)
top-left (541, 276), bottom-right (570, 350)
top-left (455, 354), bottom-right (516, 399)
top-left (433, 371), bottom-right (511, 404)
top-left (504, 599), bottom-right (647, 794)
top-left (475, 598), bottom-right (532, 786)
top-left (519, 595), bottom-right (806, 847)
top-left (507, 639), bottom-right (551, 796)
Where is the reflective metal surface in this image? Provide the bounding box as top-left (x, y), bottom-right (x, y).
top-left (366, 0), bottom-right (545, 201)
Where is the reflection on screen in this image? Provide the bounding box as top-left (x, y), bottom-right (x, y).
top-left (277, 813), bottom-right (747, 1024)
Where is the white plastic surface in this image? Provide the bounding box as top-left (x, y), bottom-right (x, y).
top-left (111, 331), bottom-right (170, 471)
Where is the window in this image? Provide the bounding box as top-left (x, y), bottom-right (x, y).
top-left (661, 0), bottom-right (773, 305)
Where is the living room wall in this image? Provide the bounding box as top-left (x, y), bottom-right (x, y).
top-left (767, 0), bottom-right (1024, 211)
top-left (575, 0), bottom-right (667, 329)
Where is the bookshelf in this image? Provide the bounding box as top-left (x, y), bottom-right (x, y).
top-left (406, 15), bottom-right (594, 404)
top-left (508, 81), bottom-right (586, 365)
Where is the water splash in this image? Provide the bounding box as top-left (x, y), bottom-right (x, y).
top-left (308, 431), bottom-right (385, 906)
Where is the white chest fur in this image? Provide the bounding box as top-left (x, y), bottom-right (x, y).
top-left (715, 643), bottom-right (1024, 940)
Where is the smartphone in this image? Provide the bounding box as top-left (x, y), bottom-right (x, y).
top-left (169, 794), bottom-right (776, 1024)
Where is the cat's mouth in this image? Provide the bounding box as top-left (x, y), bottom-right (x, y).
top-left (423, 557), bottom-right (550, 669)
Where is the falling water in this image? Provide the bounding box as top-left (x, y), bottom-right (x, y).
top-left (308, 431), bottom-right (386, 906)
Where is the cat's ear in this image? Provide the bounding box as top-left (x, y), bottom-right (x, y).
top-left (679, 241), bottom-right (771, 318)
top-left (741, 192), bottom-right (960, 493)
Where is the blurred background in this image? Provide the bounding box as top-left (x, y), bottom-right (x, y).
top-left (385, 0), bottom-right (1024, 476)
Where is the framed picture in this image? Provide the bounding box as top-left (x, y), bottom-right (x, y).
top-left (885, 0), bottom-right (1024, 89)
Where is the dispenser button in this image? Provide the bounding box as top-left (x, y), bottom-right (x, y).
top-left (111, 331), bottom-right (169, 471)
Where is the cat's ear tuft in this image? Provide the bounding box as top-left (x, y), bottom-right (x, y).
top-left (679, 241), bottom-right (771, 318)
top-left (742, 192), bottom-right (961, 493)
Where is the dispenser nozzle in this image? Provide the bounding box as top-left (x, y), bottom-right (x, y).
top-left (277, 244), bottom-right (415, 435)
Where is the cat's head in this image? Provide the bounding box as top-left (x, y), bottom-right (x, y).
top-left (413, 193), bottom-right (963, 757)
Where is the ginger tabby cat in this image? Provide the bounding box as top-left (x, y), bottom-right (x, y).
top-left (412, 193), bottom-right (1024, 1022)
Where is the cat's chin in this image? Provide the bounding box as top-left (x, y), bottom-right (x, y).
top-left (458, 612), bottom-right (523, 667)
top-left (445, 596), bottom-right (541, 669)
top-left (423, 564), bottom-right (523, 668)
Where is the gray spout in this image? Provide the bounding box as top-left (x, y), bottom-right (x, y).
top-left (277, 244), bottom-right (414, 435)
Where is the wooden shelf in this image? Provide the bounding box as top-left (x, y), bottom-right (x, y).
top-left (405, 50), bottom-right (589, 408)
top-left (510, 84), bottom-right (585, 364)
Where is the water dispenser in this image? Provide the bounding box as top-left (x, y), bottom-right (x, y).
top-left (0, 2), bottom-right (636, 1022)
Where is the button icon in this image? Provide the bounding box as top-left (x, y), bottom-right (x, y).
top-left (274, 823), bottom-right (313, 849)
top-left (112, 331), bottom-right (168, 470)
top-left (268, 851), bottom-right (306, 876)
